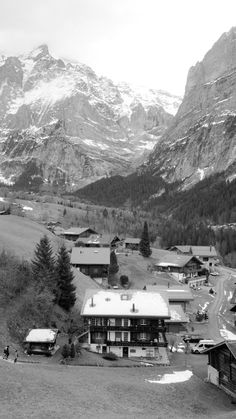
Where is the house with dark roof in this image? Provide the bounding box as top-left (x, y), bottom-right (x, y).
top-left (168, 245), bottom-right (218, 268)
top-left (154, 253), bottom-right (203, 283)
top-left (70, 247), bottom-right (110, 278)
top-left (62, 227), bottom-right (97, 241)
top-left (124, 238), bottom-right (140, 251)
top-left (205, 340), bottom-right (236, 399)
top-left (75, 234), bottom-right (121, 249)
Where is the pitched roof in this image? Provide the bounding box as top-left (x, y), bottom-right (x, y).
top-left (70, 247), bottom-right (110, 265)
top-left (204, 340), bottom-right (236, 359)
top-left (81, 289), bottom-right (170, 318)
top-left (170, 245), bottom-right (217, 257)
top-left (63, 227), bottom-right (97, 236)
top-left (25, 329), bottom-right (58, 343)
top-left (77, 234), bottom-right (110, 245)
top-left (166, 304), bottom-right (189, 323)
top-left (155, 253), bottom-right (203, 268)
top-left (124, 238), bottom-right (140, 244)
top-left (146, 285), bottom-right (194, 301)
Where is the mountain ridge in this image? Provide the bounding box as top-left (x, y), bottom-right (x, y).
top-left (0, 45), bottom-right (181, 190)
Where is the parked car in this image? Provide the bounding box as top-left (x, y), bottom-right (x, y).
top-left (191, 339), bottom-right (216, 354)
top-left (210, 272), bottom-right (219, 276)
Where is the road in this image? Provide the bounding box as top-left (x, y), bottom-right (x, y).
top-left (207, 268), bottom-right (232, 341)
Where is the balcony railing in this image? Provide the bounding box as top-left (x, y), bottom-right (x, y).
top-left (88, 325), bottom-right (166, 332)
top-left (106, 340), bottom-right (167, 347)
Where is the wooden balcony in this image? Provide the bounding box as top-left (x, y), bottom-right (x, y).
top-left (106, 340), bottom-right (167, 347)
top-left (89, 325), bottom-right (166, 333)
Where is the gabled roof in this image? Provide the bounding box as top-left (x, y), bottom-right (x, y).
top-left (71, 247), bottom-right (110, 265)
top-left (146, 285), bottom-right (193, 301)
top-left (204, 340), bottom-right (236, 359)
top-left (124, 238), bottom-right (140, 244)
top-left (25, 329), bottom-right (58, 343)
top-left (81, 289), bottom-right (170, 318)
top-left (63, 227), bottom-right (97, 236)
top-left (169, 245), bottom-right (217, 257)
top-left (155, 253), bottom-right (203, 268)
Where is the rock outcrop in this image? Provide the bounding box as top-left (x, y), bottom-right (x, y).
top-left (144, 27), bottom-right (236, 187)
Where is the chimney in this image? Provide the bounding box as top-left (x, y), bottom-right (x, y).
top-left (90, 297), bottom-right (95, 307)
top-left (132, 303), bottom-right (135, 312)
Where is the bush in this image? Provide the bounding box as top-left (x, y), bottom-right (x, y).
top-left (102, 351), bottom-right (118, 361)
top-left (120, 275), bottom-right (129, 287)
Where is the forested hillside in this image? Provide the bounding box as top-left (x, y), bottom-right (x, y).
top-left (75, 173), bottom-right (171, 207)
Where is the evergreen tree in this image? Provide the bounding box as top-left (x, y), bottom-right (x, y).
top-left (56, 244), bottom-right (76, 311)
top-left (139, 221), bottom-right (152, 257)
top-left (31, 235), bottom-right (56, 293)
top-left (109, 250), bottom-right (119, 276)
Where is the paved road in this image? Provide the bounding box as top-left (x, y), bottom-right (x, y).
top-left (207, 269), bottom-right (231, 341)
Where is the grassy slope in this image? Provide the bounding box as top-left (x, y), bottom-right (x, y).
top-left (0, 215), bottom-right (62, 259)
top-left (0, 361), bottom-right (235, 418)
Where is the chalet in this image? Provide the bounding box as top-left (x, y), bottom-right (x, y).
top-left (168, 245), bottom-right (218, 268)
top-left (24, 328), bottom-right (58, 355)
top-left (124, 238), bottom-right (140, 251)
top-left (205, 340), bottom-right (236, 399)
top-left (81, 289), bottom-right (170, 358)
top-left (70, 247), bottom-right (110, 278)
top-left (75, 234), bottom-right (121, 249)
top-left (154, 254), bottom-right (203, 282)
top-left (62, 227), bottom-right (97, 241)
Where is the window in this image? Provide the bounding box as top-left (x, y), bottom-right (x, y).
top-left (130, 349), bottom-right (136, 353)
top-left (123, 332), bottom-right (128, 342)
top-left (139, 333), bottom-right (147, 341)
top-left (115, 332), bottom-right (122, 342)
top-left (140, 319), bottom-right (147, 325)
top-left (115, 318), bottom-right (122, 327)
top-left (123, 319), bottom-right (129, 327)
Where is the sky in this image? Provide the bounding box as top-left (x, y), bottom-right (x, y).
top-left (1, 0), bottom-right (236, 96)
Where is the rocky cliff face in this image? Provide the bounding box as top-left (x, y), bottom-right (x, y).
top-left (0, 45), bottom-right (181, 190)
top-left (145, 27), bottom-right (236, 187)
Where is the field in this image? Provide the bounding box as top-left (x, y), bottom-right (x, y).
top-left (0, 215), bottom-right (62, 259)
top-left (1, 360), bottom-right (236, 419)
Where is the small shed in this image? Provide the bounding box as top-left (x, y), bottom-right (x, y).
top-left (24, 328), bottom-right (58, 355)
top-left (205, 340), bottom-right (236, 399)
top-left (124, 238), bottom-right (140, 251)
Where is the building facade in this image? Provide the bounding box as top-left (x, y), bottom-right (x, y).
top-left (81, 289), bottom-right (170, 358)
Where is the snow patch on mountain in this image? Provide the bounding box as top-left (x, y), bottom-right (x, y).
top-left (8, 75), bottom-right (77, 115)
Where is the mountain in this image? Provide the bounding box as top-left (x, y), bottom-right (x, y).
top-left (0, 45), bottom-right (181, 190)
top-left (143, 27), bottom-right (236, 187)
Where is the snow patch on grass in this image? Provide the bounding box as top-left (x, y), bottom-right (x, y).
top-left (145, 370), bottom-right (193, 384)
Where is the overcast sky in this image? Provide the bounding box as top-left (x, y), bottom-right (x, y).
top-left (1, 0), bottom-right (236, 95)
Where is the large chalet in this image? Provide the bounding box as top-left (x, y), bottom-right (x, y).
top-left (70, 247), bottom-right (110, 278)
top-left (81, 289), bottom-right (170, 358)
top-left (168, 245), bottom-right (218, 268)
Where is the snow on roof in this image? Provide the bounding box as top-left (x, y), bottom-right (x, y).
top-left (166, 304), bottom-right (189, 323)
top-left (71, 247), bottom-right (110, 265)
top-left (25, 329), bottom-right (58, 343)
top-left (124, 238), bottom-right (140, 244)
top-left (146, 285), bottom-right (193, 301)
top-left (81, 289), bottom-right (170, 318)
